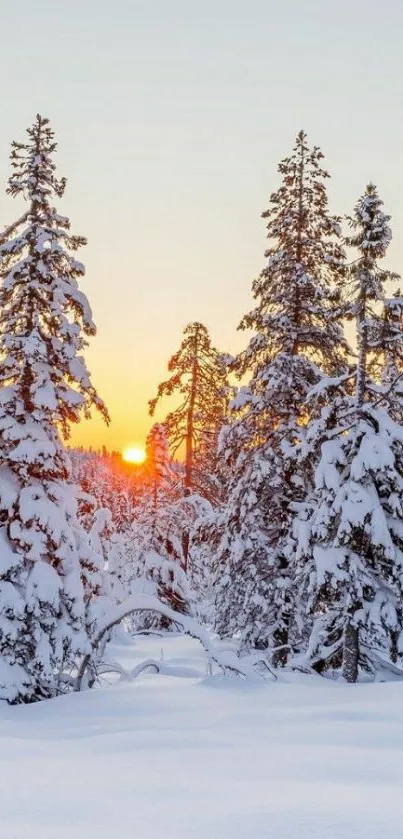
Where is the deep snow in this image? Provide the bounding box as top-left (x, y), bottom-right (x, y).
top-left (1, 634), bottom-right (402, 838)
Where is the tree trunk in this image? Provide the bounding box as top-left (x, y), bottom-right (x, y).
top-left (151, 478), bottom-right (158, 547)
top-left (355, 255), bottom-right (372, 408)
top-left (296, 132), bottom-right (305, 265)
top-left (181, 530), bottom-right (189, 574)
top-left (342, 621), bottom-right (359, 682)
top-left (184, 325), bottom-right (201, 494)
top-left (272, 626), bottom-right (289, 667)
top-left (185, 358), bottom-right (198, 494)
top-left (183, 328), bottom-right (200, 572)
top-left (292, 131), bottom-right (305, 354)
top-left (356, 295), bottom-right (367, 407)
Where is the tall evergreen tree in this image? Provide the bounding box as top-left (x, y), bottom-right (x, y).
top-left (215, 131), bottom-right (348, 660)
top-left (0, 115), bottom-right (108, 702)
top-left (297, 184), bottom-right (403, 682)
top-left (149, 322), bottom-right (231, 498)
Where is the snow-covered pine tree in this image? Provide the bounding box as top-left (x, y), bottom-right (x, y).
top-left (215, 131), bottom-right (348, 661)
top-left (297, 184), bottom-right (403, 682)
top-left (141, 422), bottom-right (178, 557)
top-left (0, 115), bottom-right (108, 702)
top-left (187, 497), bottom-right (221, 625)
top-left (379, 291), bottom-right (403, 422)
top-left (215, 445), bottom-right (278, 649)
top-left (149, 322), bottom-right (231, 500)
top-left (145, 423), bottom-right (172, 506)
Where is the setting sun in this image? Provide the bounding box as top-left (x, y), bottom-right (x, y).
top-left (122, 446), bottom-right (146, 465)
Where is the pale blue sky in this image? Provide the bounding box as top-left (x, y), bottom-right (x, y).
top-left (0, 0), bottom-right (402, 448)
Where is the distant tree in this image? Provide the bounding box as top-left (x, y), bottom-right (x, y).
top-left (215, 131), bottom-right (348, 661)
top-left (0, 115), bottom-right (108, 702)
top-left (297, 184), bottom-right (403, 682)
top-left (71, 449), bottom-right (139, 531)
top-left (97, 422), bottom-right (195, 630)
top-left (149, 322), bottom-right (231, 499)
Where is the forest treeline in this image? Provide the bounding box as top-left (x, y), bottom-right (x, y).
top-left (0, 117), bottom-right (402, 704)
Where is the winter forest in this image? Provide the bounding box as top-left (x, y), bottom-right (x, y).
top-left (1, 113), bottom-right (403, 709)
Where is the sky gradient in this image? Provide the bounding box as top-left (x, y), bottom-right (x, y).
top-left (0, 0), bottom-right (402, 452)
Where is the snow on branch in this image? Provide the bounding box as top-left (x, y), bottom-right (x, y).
top-left (75, 594), bottom-right (261, 690)
top-left (0, 212), bottom-right (29, 245)
top-left (97, 658), bottom-right (203, 682)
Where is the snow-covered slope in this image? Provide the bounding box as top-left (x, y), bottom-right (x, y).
top-left (1, 635), bottom-right (402, 838)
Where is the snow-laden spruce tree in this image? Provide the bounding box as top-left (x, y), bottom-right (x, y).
top-left (379, 290), bottom-right (403, 422)
top-left (296, 184), bottom-right (403, 682)
top-left (215, 131), bottom-right (348, 661)
top-left (215, 446), bottom-right (278, 649)
top-left (0, 115), bottom-right (108, 702)
top-left (145, 423), bottom-right (173, 511)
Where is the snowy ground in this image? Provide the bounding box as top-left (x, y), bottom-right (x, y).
top-left (1, 634), bottom-right (402, 839)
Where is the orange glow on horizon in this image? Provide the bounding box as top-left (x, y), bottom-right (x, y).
top-left (122, 445), bottom-right (146, 465)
